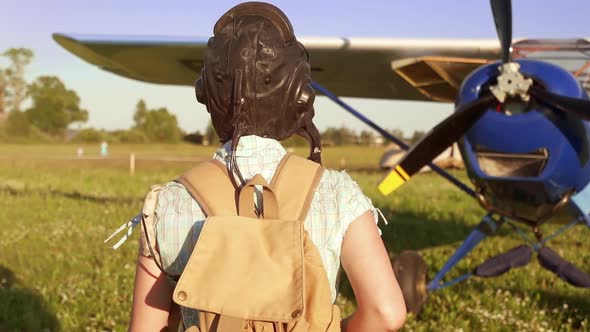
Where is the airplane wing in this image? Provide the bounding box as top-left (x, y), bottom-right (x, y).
top-left (512, 39), bottom-right (590, 94)
top-left (54, 33), bottom-right (504, 102)
top-left (53, 34), bottom-right (208, 86)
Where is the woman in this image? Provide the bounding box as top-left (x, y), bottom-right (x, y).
top-left (126, 2), bottom-right (406, 331)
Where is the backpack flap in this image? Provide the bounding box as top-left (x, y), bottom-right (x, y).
top-left (173, 175), bottom-right (305, 323)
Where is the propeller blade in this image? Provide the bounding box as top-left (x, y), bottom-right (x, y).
top-left (529, 86), bottom-right (590, 121)
top-left (490, 0), bottom-right (512, 63)
top-left (378, 93), bottom-right (496, 195)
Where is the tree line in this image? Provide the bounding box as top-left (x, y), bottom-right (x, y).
top-left (73, 99), bottom-right (183, 144)
top-left (320, 127), bottom-right (425, 146)
top-left (0, 47), bottom-right (425, 145)
top-left (0, 48), bottom-right (89, 141)
top-left (73, 118), bottom-right (425, 146)
top-left (0, 47), bottom-right (187, 144)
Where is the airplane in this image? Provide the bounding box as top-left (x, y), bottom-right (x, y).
top-left (53, 0), bottom-right (590, 314)
top-left (377, 0), bottom-right (590, 313)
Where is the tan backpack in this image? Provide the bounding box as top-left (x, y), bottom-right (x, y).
top-left (171, 154), bottom-right (341, 332)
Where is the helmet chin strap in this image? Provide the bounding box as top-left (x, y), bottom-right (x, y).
top-left (229, 139), bottom-right (246, 188)
top-left (299, 114), bottom-right (322, 164)
top-left (230, 69), bottom-right (247, 187)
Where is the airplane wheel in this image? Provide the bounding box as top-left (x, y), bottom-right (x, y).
top-left (392, 250), bottom-right (428, 315)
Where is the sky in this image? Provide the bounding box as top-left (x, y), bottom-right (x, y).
top-left (1, 0), bottom-right (589, 136)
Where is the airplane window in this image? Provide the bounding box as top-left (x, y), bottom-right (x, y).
top-left (475, 147), bottom-right (548, 178)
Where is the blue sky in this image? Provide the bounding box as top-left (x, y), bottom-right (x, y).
top-left (1, 0), bottom-right (589, 135)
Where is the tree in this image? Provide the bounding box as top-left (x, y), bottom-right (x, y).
top-left (282, 134), bottom-right (307, 147)
top-left (386, 128), bottom-right (405, 141)
top-left (409, 130), bottom-right (426, 144)
top-left (359, 130), bottom-right (374, 146)
top-left (72, 128), bottom-right (105, 143)
top-left (133, 99), bottom-right (182, 143)
top-left (3, 48), bottom-right (34, 112)
top-left (26, 76), bottom-right (88, 136)
top-left (5, 109), bottom-right (31, 137)
top-left (204, 121), bottom-right (219, 145)
top-left (321, 126), bottom-right (357, 146)
top-left (110, 129), bottom-right (148, 143)
top-left (133, 99), bottom-right (148, 129)
top-left (0, 69), bottom-right (6, 114)
top-left (183, 130), bottom-right (204, 145)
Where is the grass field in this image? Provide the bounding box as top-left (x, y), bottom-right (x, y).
top-left (0, 143), bottom-right (588, 331)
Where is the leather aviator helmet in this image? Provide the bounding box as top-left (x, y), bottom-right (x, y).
top-left (195, 2), bottom-right (322, 181)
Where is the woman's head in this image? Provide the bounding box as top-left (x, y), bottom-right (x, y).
top-left (195, 2), bottom-right (322, 164)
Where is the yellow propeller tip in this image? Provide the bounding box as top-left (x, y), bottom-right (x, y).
top-left (378, 166), bottom-right (410, 196)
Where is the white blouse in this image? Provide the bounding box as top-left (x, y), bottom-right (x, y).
top-left (154, 135), bottom-right (379, 325)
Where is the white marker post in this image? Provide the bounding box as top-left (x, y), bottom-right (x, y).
top-left (130, 153), bottom-right (136, 175)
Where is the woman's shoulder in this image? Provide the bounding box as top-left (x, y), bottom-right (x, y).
top-left (316, 168), bottom-right (377, 222)
top-left (317, 168), bottom-right (365, 193)
top-left (313, 168), bottom-right (373, 210)
top-left (155, 181), bottom-right (200, 216)
top-left (157, 181), bottom-right (189, 198)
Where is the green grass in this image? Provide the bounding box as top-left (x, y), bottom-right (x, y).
top-left (0, 144), bottom-right (588, 331)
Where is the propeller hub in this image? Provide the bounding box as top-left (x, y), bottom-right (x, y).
top-left (490, 62), bottom-right (533, 103)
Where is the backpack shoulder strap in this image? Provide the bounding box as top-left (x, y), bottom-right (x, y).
top-left (271, 154), bottom-right (324, 221)
top-left (175, 160), bottom-right (237, 216)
